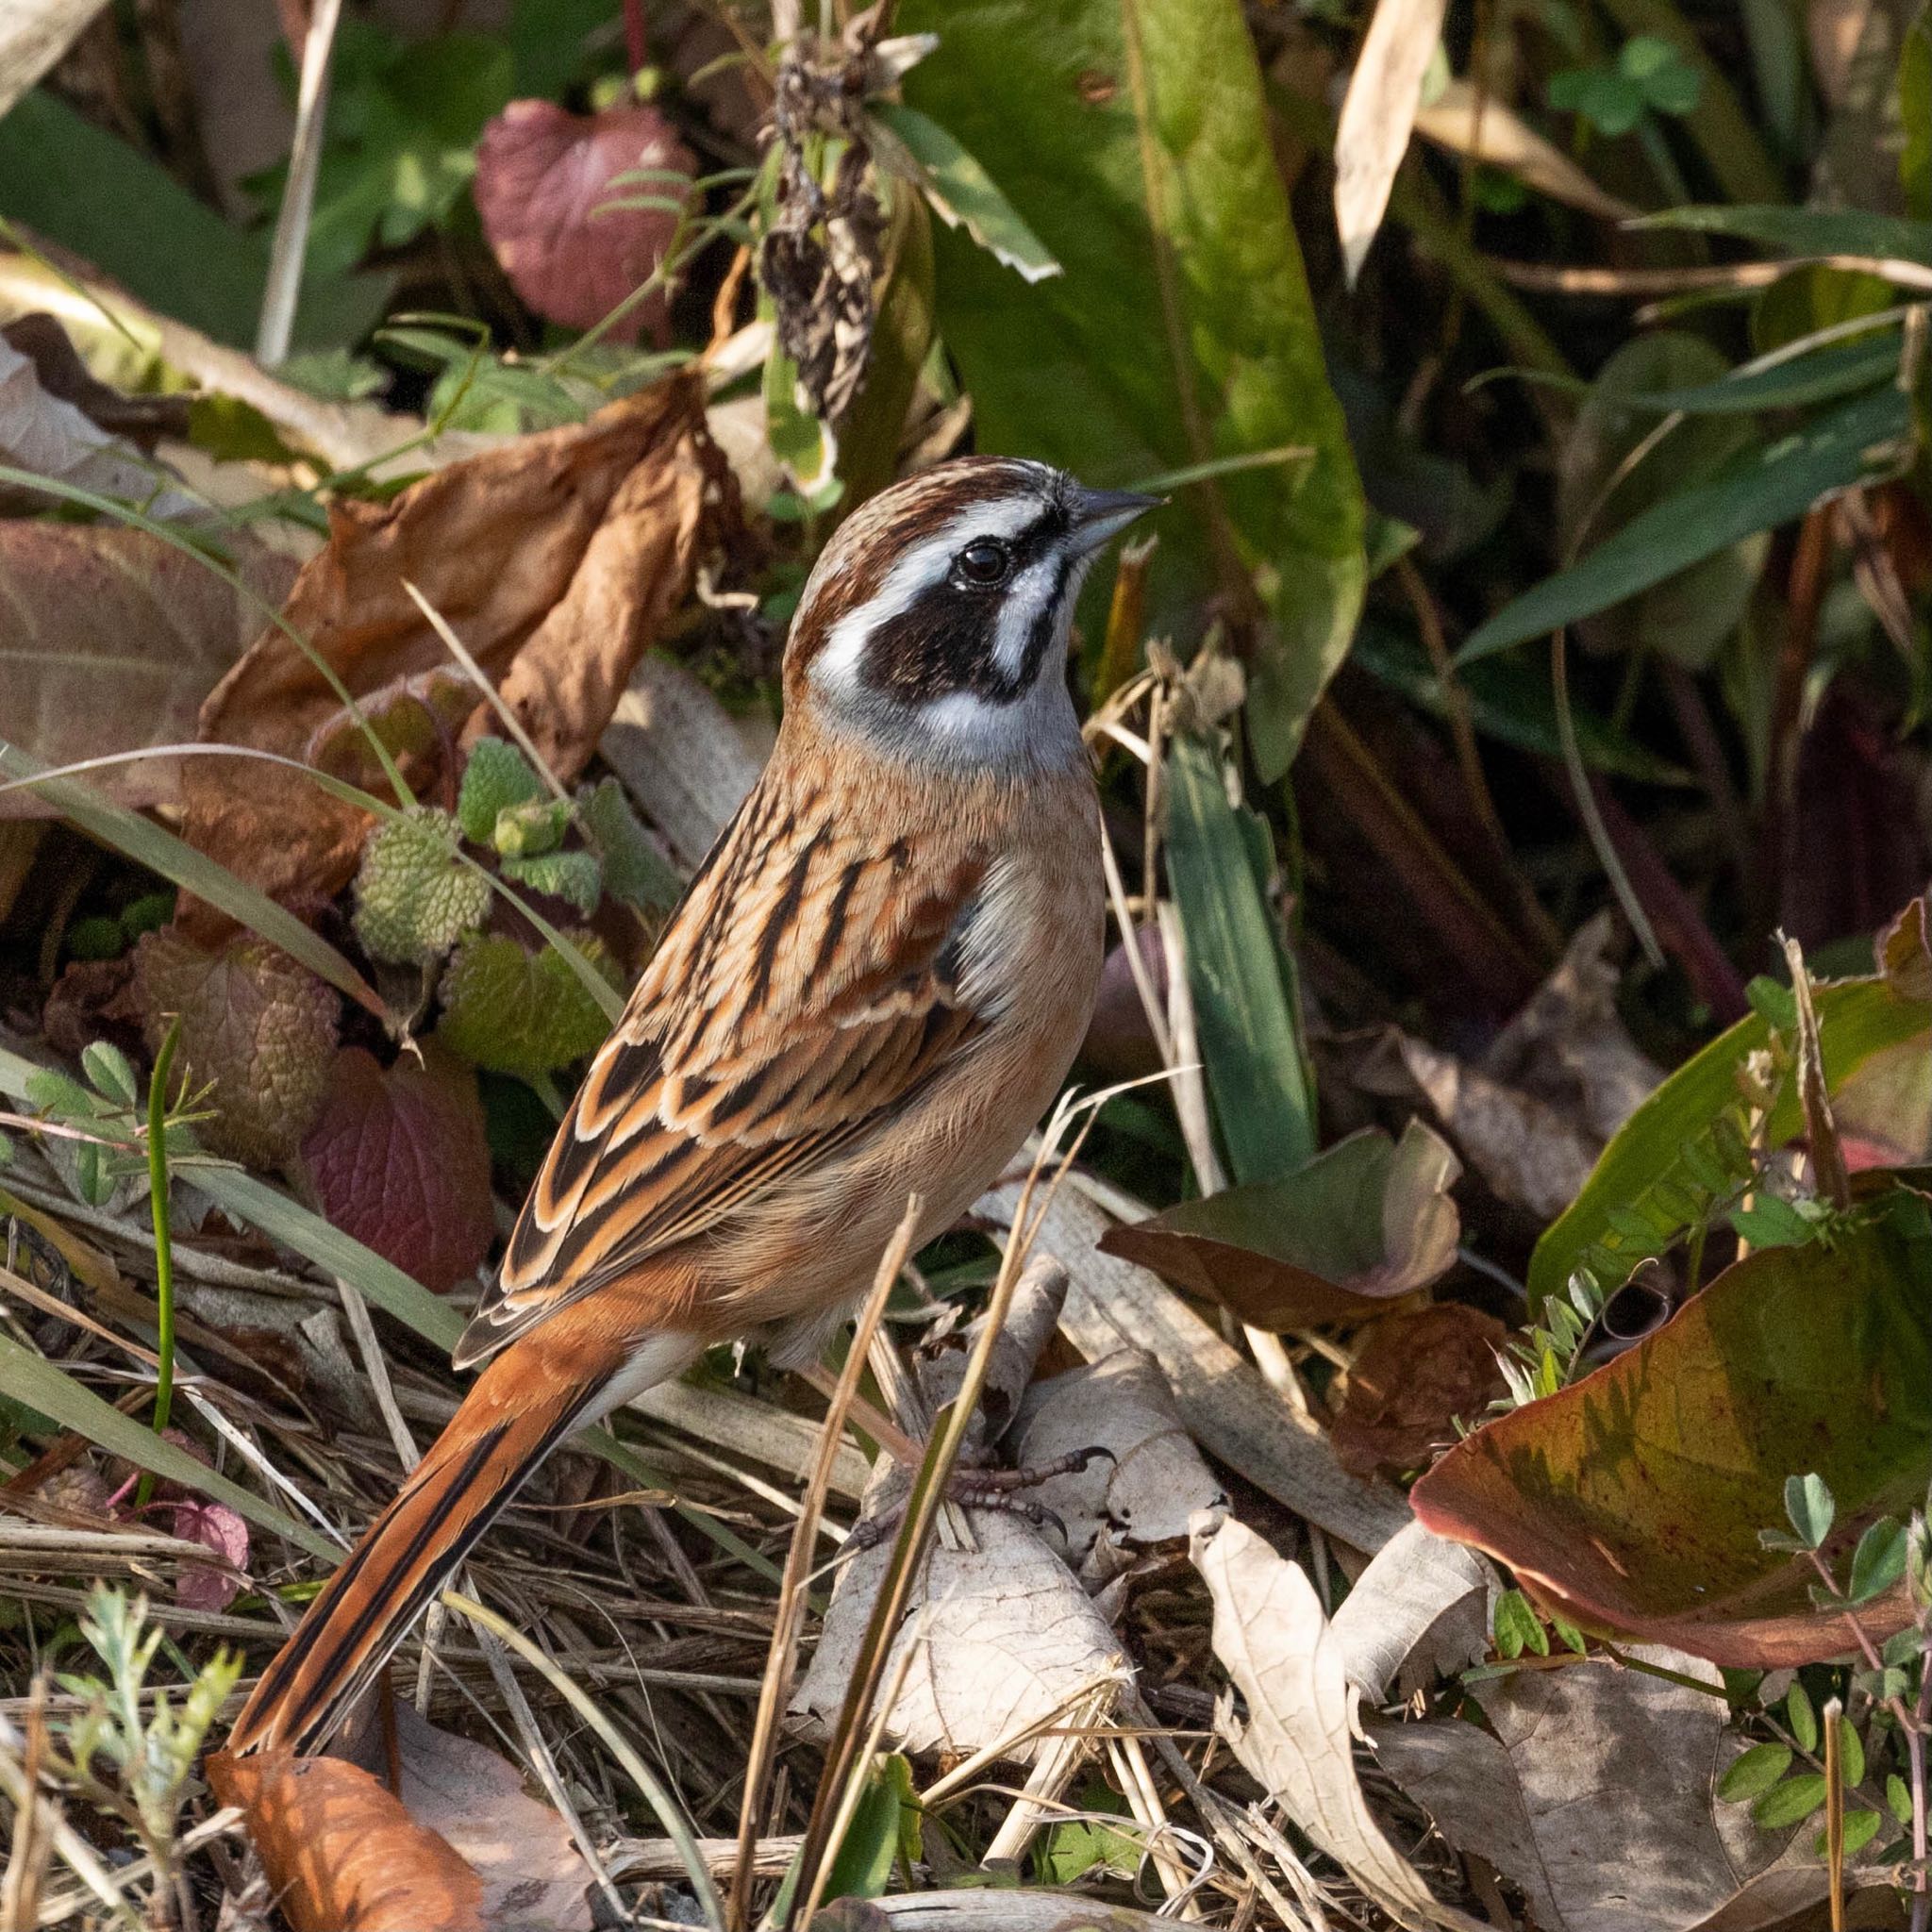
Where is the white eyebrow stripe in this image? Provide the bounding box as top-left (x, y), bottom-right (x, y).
top-left (807, 491), bottom-right (1047, 695)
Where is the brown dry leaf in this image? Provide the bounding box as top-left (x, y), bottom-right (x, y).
top-left (369, 1703), bottom-right (594, 1932)
top-left (1358, 912), bottom-right (1663, 1219)
top-left (1330, 1303), bottom-right (1508, 1479)
top-left (1333, 0), bottom-right (1451, 285)
top-left (0, 521), bottom-right (297, 815)
top-left (208, 1747), bottom-right (487, 1932)
top-left (211, 1706), bottom-right (594, 1932)
top-left (1374, 1646), bottom-right (1846, 1932)
top-left (181, 370), bottom-right (731, 907)
top-left (1189, 1511), bottom-right (1486, 1932)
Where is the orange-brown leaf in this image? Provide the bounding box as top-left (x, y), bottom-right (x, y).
top-left (181, 371), bottom-right (729, 908)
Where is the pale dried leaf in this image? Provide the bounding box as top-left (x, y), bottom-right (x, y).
top-left (1413, 80), bottom-right (1639, 222)
top-left (977, 1176), bottom-right (1411, 1554)
top-left (0, 0), bottom-right (110, 121)
top-left (791, 1487), bottom-right (1127, 1759)
top-left (1333, 0), bottom-right (1451, 285)
top-left (1190, 1511), bottom-right (1484, 1931)
top-left (183, 373), bottom-right (727, 905)
top-left (1010, 1350), bottom-right (1226, 1573)
top-left (1328, 1519), bottom-right (1491, 1701)
top-left (383, 1703), bottom-right (594, 1932)
top-left (1374, 1645), bottom-right (1840, 1932)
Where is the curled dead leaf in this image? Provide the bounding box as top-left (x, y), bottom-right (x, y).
top-left (181, 371), bottom-right (732, 909)
top-left (1098, 1120), bottom-right (1461, 1328)
top-left (1189, 1511), bottom-right (1485, 1931)
top-left (1330, 1302), bottom-right (1507, 1479)
top-left (208, 1747), bottom-right (487, 1932)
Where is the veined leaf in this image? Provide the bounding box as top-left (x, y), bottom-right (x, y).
top-left (901, 0), bottom-right (1365, 776)
top-left (1415, 1208), bottom-right (1932, 1668)
top-left (869, 104), bottom-right (1060, 283)
top-left (1164, 729), bottom-right (1314, 1183)
top-left (1528, 974), bottom-right (1931, 1308)
top-left (1460, 383), bottom-right (1911, 661)
top-left (1632, 203), bottom-right (1932, 262)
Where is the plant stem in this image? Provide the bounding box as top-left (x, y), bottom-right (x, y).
top-left (133, 1020), bottom-right (181, 1512)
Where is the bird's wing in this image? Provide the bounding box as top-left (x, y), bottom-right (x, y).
top-left (455, 769), bottom-right (991, 1366)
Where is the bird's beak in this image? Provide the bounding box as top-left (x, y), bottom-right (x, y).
top-left (1069, 485), bottom-right (1163, 555)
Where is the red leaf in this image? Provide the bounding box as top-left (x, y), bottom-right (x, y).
top-left (1330, 1303), bottom-right (1507, 1479)
top-left (168, 1499), bottom-right (250, 1612)
top-left (301, 1045), bottom-right (494, 1294)
top-left (474, 100), bottom-right (694, 344)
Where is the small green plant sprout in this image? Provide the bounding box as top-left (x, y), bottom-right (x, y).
top-left (1729, 1480), bottom-right (1931, 1890)
top-left (45, 1585), bottom-right (241, 1926)
top-left (1548, 35), bottom-right (1702, 140)
top-left (1489, 1587), bottom-right (1588, 1662)
top-left (21, 1041), bottom-right (212, 1211)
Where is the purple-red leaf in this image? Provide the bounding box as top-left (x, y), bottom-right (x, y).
top-left (474, 100), bottom-right (694, 343)
top-left (301, 1045), bottom-right (494, 1294)
top-left (168, 1499), bottom-right (250, 1612)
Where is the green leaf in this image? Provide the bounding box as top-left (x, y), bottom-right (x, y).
top-left (1889, 1773), bottom-right (1914, 1825)
top-left (820, 1755), bottom-right (918, 1903)
top-left (1729, 1194), bottom-right (1818, 1250)
top-left (1162, 730), bottom-right (1313, 1182)
top-left (1460, 383), bottom-right (1912, 661)
top-left (79, 1042), bottom-right (139, 1109)
top-left (1839, 1714), bottom-right (1865, 1788)
top-left (1719, 1742), bottom-right (1794, 1802)
top-left (1904, 5), bottom-right (1932, 221)
top-left (1041, 1787), bottom-right (1140, 1884)
top-left (1835, 1807), bottom-right (1884, 1857)
top-left (901, 0), bottom-right (1365, 776)
top-left (869, 104), bottom-right (1060, 282)
top-left (1352, 623), bottom-right (1692, 784)
top-left (1787, 1682), bottom-right (1818, 1753)
top-left (1783, 1474), bottom-right (1836, 1550)
top-left (1625, 335), bottom-right (1901, 415)
top-left (1494, 1589), bottom-right (1549, 1659)
top-left (1549, 66), bottom-right (1648, 137)
top-left (1528, 974), bottom-right (1930, 1309)
top-left (0, 92), bottom-right (391, 351)
top-left (1412, 1215), bottom-right (1932, 1669)
top-left (1620, 35), bottom-right (1702, 115)
top-left (1632, 204), bottom-right (1932, 262)
top-left (1848, 1517), bottom-right (1908, 1602)
top-left (1098, 1121), bottom-right (1459, 1327)
top-left (1753, 1773), bottom-right (1827, 1828)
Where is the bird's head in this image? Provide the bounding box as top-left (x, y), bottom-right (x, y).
top-left (782, 457), bottom-right (1158, 773)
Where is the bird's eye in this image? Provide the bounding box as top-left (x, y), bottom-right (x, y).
top-left (954, 539), bottom-right (1011, 587)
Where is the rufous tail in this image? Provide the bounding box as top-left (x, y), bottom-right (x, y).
top-left (227, 1340), bottom-right (608, 1756)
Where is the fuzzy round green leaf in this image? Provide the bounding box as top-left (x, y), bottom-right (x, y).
top-left (458, 737), bottom-right (545, 843)
top-left (1849, 1518), bottom-right (1908, 1604)
top-left (1784, 1474), bottom-right (1836, 1551)
top-left (1787, 1683), bottom-right (1818, 1753)
top-left (352, 808), bottom-right (494, 966)
top-left (500, 847), bottom-right (603, 915)
top-left (436, 931), bottom-right (617, 1075)
top-left (1717, 1742), bottom-right (1792, 1803)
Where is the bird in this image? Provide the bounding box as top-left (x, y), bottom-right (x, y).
top-left (227, 455), bottom-right (1158, 1755)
